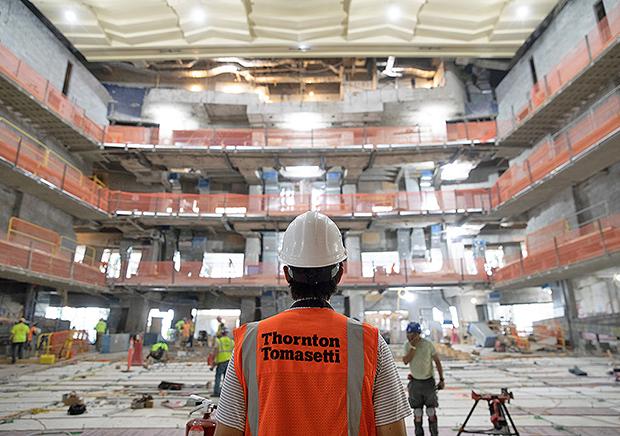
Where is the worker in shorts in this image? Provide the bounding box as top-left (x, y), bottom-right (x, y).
top-left (403, 321), bottom-right (445, 436)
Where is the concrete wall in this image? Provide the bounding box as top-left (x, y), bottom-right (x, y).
top-left (496, 0), bottom-right (620, 125)
top-left (573, 162), bottom-right (620, 221)
top-left (0, 0), bottom-right (110, 125)
top-left (0, 182), bottom-right (74, 239)
top-left (526, 186), bottom-right (578, 233)
top-left (572, 268), bottom-right (620, 317)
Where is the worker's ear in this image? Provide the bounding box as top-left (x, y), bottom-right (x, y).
top-left (283, 265), bottom-right (292, 284)
top-left (334, 262), bottom-right (345, 285)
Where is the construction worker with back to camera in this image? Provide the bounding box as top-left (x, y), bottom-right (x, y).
top-left (403, 321), bottom-right (445, 436)
top-left (214, 211), bottom-right (411, 436)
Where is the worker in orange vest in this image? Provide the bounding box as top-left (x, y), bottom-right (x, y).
top-left (214, 211), bottom-right (410, 436)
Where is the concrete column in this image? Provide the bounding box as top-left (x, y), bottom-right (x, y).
top-left (23, 285), bottom-right (37, 321)
top-left (240, 297), bottom-right (256, 324)
top-left (345, 291), bottom-right (365, 321)
top-left (561, 280), bottom-right (580, 351)
top-left (397, 229), bottom-right (411, 265)
top-left (345, 233), bottom-right (361, 277)
top-left (244, 234), bottom-right (260, 271)
top-left (124, 296), bottom-right (151, 334)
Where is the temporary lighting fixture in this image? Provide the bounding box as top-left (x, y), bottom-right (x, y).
top-left (64, 10), bottom-right (77, 23)
top-left (283, 112), bottom-right (327, 131)
top-left (192, 7), bottom-right (207, 23)
top-left (372, 205), bottom-right (394, 213)
top-left (440, 161), bottom-right (475, 181)
top-left (386, 4), bottom-right (401, 21)
top-left (298, 43), bottom-right (310, 52)
top-left (398, 289), bottom-right (416, 302)
top-left (308, 91), bottom-right (315, 97)
top-left (279, 165), bottom-right (325, 179)
top-left (614, 272), bottom-right (620, 283)
top-left (189, 84), bottom-right (203, 92)
top-left (470, 297), bottom-right (478, 305)
top-left (420, 181), bottom-right (432, 188)
top-left (516, 6), bottom-right (529, 19)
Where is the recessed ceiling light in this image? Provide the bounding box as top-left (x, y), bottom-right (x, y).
top-left (516, 6), bottom-right (529, 19)
top-left (64, 10), bottom-right (77, 23)
top-left (387, 4), bottom-right (401, 21)
top-left (192, 7), bottom-right (206, 23)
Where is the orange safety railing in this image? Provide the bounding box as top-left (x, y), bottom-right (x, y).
top-left (0, 44), bottom-right (105, 143)
top-left (493, 213), bottom-right (620, 284)
top-left (497, 4), bottom-right (620, 139)
top-left (8, 217), bottom-right (60, 254)
top-left (106, 120), bottom-right (496, 148)
top-left (492, 88), bottom-right (620, 208)
top-left (0, 117), bottom-right (110, 211)
top-left (111, 258), bottom-right (488, 287)
top-left (108, 188), bottom-right (492, 217)
top-left (37, 330), bottom-right (91, 359)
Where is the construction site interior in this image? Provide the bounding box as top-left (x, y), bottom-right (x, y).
top-left (0, 0), bottom-right (619, 434)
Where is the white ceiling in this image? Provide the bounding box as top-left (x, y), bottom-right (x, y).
top-left (32, 0), bottom-right (560, 61)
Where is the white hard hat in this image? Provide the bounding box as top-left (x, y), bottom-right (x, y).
top-left (279, 211), bottom-right (347, 268)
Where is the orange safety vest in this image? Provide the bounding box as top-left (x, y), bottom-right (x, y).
top-left (233, 308), bottom-right (378, 436)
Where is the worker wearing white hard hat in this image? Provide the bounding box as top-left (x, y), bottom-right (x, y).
top-left (214, 211), bottom-right (410, 436)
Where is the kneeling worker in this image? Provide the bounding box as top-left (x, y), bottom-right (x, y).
top-left (144, 341), bottom-right (169, 368)
top-left (214, 211), bottom-right (410, 436)
top-left (403, 322), bottom-right (445, 436)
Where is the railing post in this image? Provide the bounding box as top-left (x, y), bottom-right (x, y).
top-left (27, 242), bottom-right (33, 270)
top-left (14, 136), bottom-right (23, 165)
top-left (464, 120), bottom-right (470, 141)
top-left (585, 34), bottom-right (593, 63)
top-left (404, 259), bottom-right (409, 283)
top-left (60, 164), bottom-right (68, 190)
top-left (596, 219), bottom-right (609, 255)
top-left (553, 237), bottom-right (561, 267)
top-left (460, 258), bottom-right (465, 281)
top-left (525, 158), bottom-right (534, 184)
top-left (70, 260), bottom-right (75, 280)
top-left (564, 131), bottom-right (574, 160)
top-left (171, 261), bottom-right (175, 285)
top-left (518, 249), bottom-right (525, 275)
top-left (543, 75), bottom-right (550, 97)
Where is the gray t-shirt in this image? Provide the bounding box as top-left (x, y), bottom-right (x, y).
top-left (403, 338), bottom-right (436, 380)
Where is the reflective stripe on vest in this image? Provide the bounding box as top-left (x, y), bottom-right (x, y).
top-left (347, 318), bottom-right (364, 436)
top-left (242, 322), bottom-right (259, 436)
top-left (238, 311), bottom-right (377, 436)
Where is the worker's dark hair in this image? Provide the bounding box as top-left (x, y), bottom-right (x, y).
top-left (287, 264), bottom-right (340, 300)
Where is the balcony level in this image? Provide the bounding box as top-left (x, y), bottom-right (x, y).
top-left (497, 6), bottom-right (620, 147)
top-left (0, 117), bottom-right (109, 220)
top-left (0, 44), bottom-right (104, 152)
top-left (490, 88), bottom-right (620, 218)
top-left (492, 213), bottom-right (620, 290)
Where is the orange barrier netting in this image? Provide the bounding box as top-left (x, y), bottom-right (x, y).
top-left (497, 4), bottom-right (620, 138)
top-left (104, 120), bottom-right (496, 148)
top-left (112, 258), bottom-right (488, 288)
top-left (0, 118), bottom-right (110, 211)
top-left (108, 189), bottom-right (492, 216)
top-left (0, 44), bottom-right (105, 143)
top-left (492, 88), bottom-right (620, 208)
top-left (0, 237), bottom-right (106, 287)
top-left (493, 213), bottom-right (620, 284)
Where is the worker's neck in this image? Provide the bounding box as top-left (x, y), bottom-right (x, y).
top-left (290, 297), bottom-right (333, 309)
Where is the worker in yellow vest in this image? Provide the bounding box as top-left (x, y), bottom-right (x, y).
top-left (94, 318), bottom-right (107, 352)
top-left (10, 318), bottom-right (30, 364)
top-left (175, 319), bottom-right (185, 345)
top-left (211, 326), bottom-right (233, 397)
top-left (144, 341), bottom-right (169, 368)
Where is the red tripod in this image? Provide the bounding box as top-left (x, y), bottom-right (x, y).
top-left (457, 388), bottom-right (519, 436)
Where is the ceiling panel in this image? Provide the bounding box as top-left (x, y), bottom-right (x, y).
top-left (31, 0), bottom-right (561, 60)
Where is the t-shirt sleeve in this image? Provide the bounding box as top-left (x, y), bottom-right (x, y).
top-left (373, 332), bottom-right (412, 426)
top-left (403, 341), bottom-right (410, 354)
top-left (214, 353), bottom-right (246, 431)
top-left (429, 341), bottom-right (437, 356)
